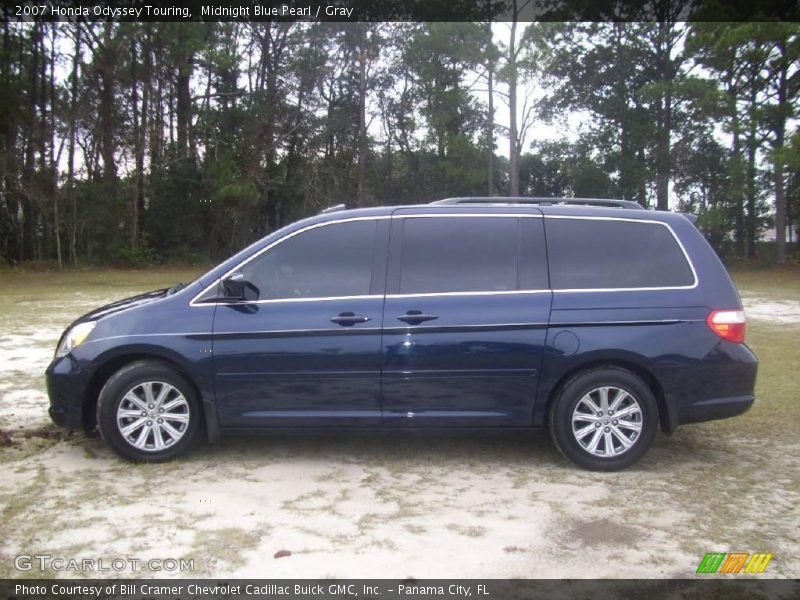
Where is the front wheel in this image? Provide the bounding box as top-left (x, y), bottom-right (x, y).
top-left (549, 367), bottom-right (658, 471)
top-left (97, 360), bottom-right (202, 461)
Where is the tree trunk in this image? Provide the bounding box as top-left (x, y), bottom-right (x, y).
top-left (486, 20), bottom-right (495, 196)
top-left (355, 24), bottom-right (368, 208)
top-left (654, 20), bottom-right (673, 212)
top-left (508, 4), bottom-right (519, 197)
top-left (130, 37), bottom-right (147, 247)
top-left (655, 89), bottom-right (671, 211)
top-left (773, 38), bottom-right (788, 264)
top-left (730, 71), bottom-right (745, 258)
top-left (67, 29), bottom-right (79, 266)
top-left (150, 47), bottom-right (162, 180)
top-left (139, 28), bottom-right (150, 236)
top-left (285, 69), bottom-right (309, 187)
top-left (49, 25), bottom-right (61, 268)
top-left (176, 31), bottom-right (192, 159)
top-left (36, 29), bottom-right (46, 262)
top-left (21, 23), bottom-right (39, 261)
top-left (746, 112), bottom-right (757, 259)
top-left (130, 41), bottom-right (139, 244)
top-left (1, 20), bottom-right (22, 263)
top-left (98, 24), bottom-right (118, 207)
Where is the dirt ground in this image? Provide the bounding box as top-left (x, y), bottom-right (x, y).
top-left (0, 267), bottom-right (798, 579)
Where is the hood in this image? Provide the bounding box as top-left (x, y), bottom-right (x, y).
top-left (76, 288), bottom-right (169, 323)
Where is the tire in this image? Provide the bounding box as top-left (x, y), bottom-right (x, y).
top-left (96, 360), bottom-right (202, 462)
top-left (549, 366), bottom-right (658, 471)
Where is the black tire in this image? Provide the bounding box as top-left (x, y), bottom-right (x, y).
top-left (96, 360), bottom-right (202, 462)
top-left (549, 366), bottom-right (658, 471)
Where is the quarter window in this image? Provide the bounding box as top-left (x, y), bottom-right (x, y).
top-left (238, 220), bottom-right (377, 300)
top-left (398, 217), bottom-right (521, 294)
top-left (546, 218), bottom-right (695, 289)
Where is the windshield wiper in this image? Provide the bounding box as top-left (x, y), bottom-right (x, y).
top-left (167, 282), bottom-right (187, 296)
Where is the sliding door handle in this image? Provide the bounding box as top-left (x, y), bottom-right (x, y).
top-left (330, 312), bottom-right (371, 326)
top-left (397, 311), bottom-right (439, 325)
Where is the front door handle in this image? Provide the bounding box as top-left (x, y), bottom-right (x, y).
top-left (330, 312), bottom-right (371, 326)
top-left (397, 310), bottom-right (439, 325)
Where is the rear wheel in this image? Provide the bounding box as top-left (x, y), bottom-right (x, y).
top-left (549, 367), bottom-right (658, 471)
top-left (97, 360), bottom-right (202, 461)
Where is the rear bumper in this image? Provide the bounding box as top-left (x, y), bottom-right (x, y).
top-left (668, 341), bottom-right (758, 429)
top-left (45, 356), bottom-right (89, 430)
top-left (678, 394), bottom-right (754, 425)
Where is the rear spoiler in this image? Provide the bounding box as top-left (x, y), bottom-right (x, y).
top-left (679, 212), bottom-right (699, 226)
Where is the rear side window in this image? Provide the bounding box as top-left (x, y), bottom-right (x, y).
top-left (398, 217), bottom-right (521, 293)
top-left (546, 218), bottom-right (695, 289)
top-left (240, 220), bottom-right (377, 300)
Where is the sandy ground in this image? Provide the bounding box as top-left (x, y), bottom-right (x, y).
top-left (0, 281), bottom-right (798, 579)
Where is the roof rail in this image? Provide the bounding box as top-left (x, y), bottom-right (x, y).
top-left (319, 203), bottom-right (346, 214)
top-left (431, 196), bottom-right (645, 210)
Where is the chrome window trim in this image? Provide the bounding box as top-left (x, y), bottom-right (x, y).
top-left (190, 212), bottom-right (699, 306)
top-left (200, 294), bottom-right (385, 306)
top-left (400, 213), bottom-right (541, 219)
top-left (386, 290), bottom-right (551, 299)
top-left (194, 289), bottom-right (552, 307)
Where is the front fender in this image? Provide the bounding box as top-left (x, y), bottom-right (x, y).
top-left (75, 336), bottom-right (218, 442)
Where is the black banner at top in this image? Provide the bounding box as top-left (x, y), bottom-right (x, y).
top-left (3, 0), bottom-right (800, 23)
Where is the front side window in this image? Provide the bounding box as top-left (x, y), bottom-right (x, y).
top-left (238, 219), bottom-right (377, 300)
top-left (546, 218), bottom-right (695, 289)
top-left (398, 217), bottom-right (520, 294)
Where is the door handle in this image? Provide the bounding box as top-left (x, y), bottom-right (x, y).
top-left (397, 310), bottom-right (439, 325)
top-left (330, 312), bottom-right (371, 326)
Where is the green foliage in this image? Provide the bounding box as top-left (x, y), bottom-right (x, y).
top-left (145, 155), bottom-right (211, 260)
top-left (406, 23), bottom-right (487, 156)
top-left (116, 240), bottom-right (157, 267)
top-left (520, 141), bottom-right (615, 198)
top-left (697, 205), bottom-right (733, 257)
top-left (2, 20), bottom-right (798, 269)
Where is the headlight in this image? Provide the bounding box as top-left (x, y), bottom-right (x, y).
top-left (55, 321), bottom-right (96, 358)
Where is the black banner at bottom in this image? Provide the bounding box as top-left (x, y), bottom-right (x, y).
top-left (1, 579), bottom-right (798, 600)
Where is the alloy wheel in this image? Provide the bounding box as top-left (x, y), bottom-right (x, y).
top-left (571, 386), bottom-right (643, 457)
top-left (116, 381), bottom-right (191, 452)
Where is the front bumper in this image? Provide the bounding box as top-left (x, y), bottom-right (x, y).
top-left (45, 356), bottom-right (90, 429)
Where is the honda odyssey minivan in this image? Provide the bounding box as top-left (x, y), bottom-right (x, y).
top-left (46, 197), bottom-right (758, 470)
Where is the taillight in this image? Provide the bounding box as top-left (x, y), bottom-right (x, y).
top-left (707, 309), bottom-right (746, 343)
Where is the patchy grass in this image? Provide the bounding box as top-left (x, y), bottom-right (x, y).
top-left (724, 267), bottom-right (800, 440)
top-left (730, 264), bottom-right (800, 298)
top-left (0, 266), bottom-right (206, 310)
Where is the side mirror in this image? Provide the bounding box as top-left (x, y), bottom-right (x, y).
top-left (222, 273), bottom-right (259, 301)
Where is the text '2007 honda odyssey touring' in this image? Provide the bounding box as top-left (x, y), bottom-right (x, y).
top-left (46, 197), bottom-right (758, 470)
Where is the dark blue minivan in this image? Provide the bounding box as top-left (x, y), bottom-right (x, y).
top-left (46, 197), bottom-right (758, 470)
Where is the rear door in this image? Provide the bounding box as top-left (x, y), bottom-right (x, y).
top-left (381, 209), bottom-right (551, 427)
